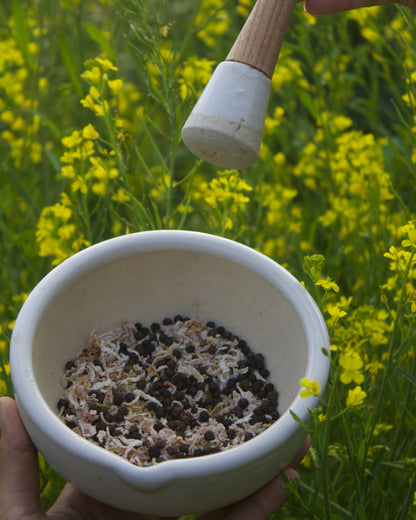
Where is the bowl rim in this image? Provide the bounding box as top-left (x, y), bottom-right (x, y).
top-left (10, 230), bottom-right (330, 488)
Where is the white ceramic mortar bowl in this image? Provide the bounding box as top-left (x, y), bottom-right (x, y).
top-left (10, 230), bottom-right (329, 517)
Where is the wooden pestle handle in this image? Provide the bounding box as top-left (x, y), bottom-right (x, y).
top-left (226, 0), bottom-right (297, 79)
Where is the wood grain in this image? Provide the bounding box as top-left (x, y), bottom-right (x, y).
top-left (226, 0), bottom-right (297, 78)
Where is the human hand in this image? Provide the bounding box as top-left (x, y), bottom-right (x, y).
top-left (0, 396), bottom-right (309, 520)
top-left (302, 0), bottom-right (415, 15)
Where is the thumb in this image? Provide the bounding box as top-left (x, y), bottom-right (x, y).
top-left (0, 396), bottom-right (45, 519)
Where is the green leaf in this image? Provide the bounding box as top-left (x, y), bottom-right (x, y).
top-left (356, 504), bottom-right (368, 520)
top-left (289, 410), bottom-right (313, 434)
top-left (11, 0), bottom-right (33, 69)
top-left (85, 23), bottom-right (115, 61)
top-left (396, 366), bottom-right (416, 387)
top-left (57, 33), bottom-right (83, 98)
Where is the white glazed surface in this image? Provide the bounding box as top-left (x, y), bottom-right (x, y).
top-left (10, 230), bottom-right (329, 517)
top-left (181, 61), bottom-right (271, 168)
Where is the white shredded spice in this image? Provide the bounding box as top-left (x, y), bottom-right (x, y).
top-left (58, 316), bottom-right (280, 467)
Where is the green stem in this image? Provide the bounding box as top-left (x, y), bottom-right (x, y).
top-left (360, 250), bottom-right (415, 486)
top-left (319, 366), bottom-right (340, 519)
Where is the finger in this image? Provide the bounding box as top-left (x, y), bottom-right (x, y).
top-left (226, 466), bottom-right (300, 520)
top-left (303, 0), bottom-right (416, 14)
top-left (290, 435), bottom-right (311, 468)
top-left (48, 482), bottom-right (161, 520)
top-left (223, 437), bottom-right (310, 520)
top-left (0, 396), bottom-right (45, 519)
top-left (199, 436), bottom-right (311, 520)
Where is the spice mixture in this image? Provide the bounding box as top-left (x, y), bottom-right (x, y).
top-left (57, 316), bottom-right (280, 466)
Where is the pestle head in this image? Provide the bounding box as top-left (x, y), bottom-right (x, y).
top-left (181, 61), bottom-right (272, 169)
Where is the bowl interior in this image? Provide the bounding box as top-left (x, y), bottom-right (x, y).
top-left (32, 249), bottom-right (308, 418)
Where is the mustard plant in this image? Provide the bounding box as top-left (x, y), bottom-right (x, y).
top-left (1, 0), bottom-right (416, 518)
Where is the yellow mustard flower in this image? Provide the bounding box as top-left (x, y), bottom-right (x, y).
top-left (204, 170), bottom-right (252, 208)
top-left (339, 351), bottom-right (365, 385)
top-left (82, 124), bottom-right (99, 140)
top-left (346, 386), bottom-right (367, 408)
top-left (373, 423), bottom-right (393, 436)
top-left (108, 78), bottom-right (123, 95)
top-left (94, 57), bottom-right (118, 71)
top-left (112, 188), bottom-right (130, 203)
top-left (179, 57), bottom-right (215, 99)
top-left (384, 245), bottom-right (401, 264)
top-left (81, 66), bottom-right (101, 84)
top-left (62, 130), bottom-right (82, 149)
top-left (326, 304), bottom-right (347, 328)
top-left (300, 377), bottom-right (321, 398)
top-left (401, 221), bottom-right (416, 249)
top-left (316, 277), bottom-right (340, 292)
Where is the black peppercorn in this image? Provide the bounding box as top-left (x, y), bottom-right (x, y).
top-left (103, 412), bottom-right (113, 423)
top-left (148, 446), bottom-right (160, 459)
top-left (113, 393), bottom-right (123, 406)
top-left (124, 392), bottom-right (135, 403)
top-left (204, 430), bottom-right (215, 441)
top-left (113, 412), bottom-right (124, 423)
top-left (221, 418), bottom-right (233, 429)
top-left (118, 406), bottom-right (129, 416)
top-left (233, 406), bottom-right (244, 418)
top-left (153, 421), bottom-right (164, 432)
top-left (199, 410), bottom-right (210, 422)
top-left (136, 380), bottom-right (146, 390)
top-left (181, 399), bottom-right (191, 410)
top-left (238, 380), bottom-right (250, 392)
top-left (155, 406), bottom-right (165, 419)
top-left (119, 342), bottom-right (129, 354)
top-left (260, 368), bottom-right (270, 378)
top-left (128, 351), bottom-right (139, 364)
top-left (96, 421), bottom-right (106, 431)
top-left (208, 345), bottom-right (217, 355)
top-left (161, 334), bottom-right (174, 347)
top-left (57, 398), bottom-right (69, 410)
top-left (147, 401), bottom-right (158, 412)
top-left (170, 403), bottom-right (183, 419)
top-left (238, 398), bottom-right (249, 410)
top-left (193, 448), bottom-right (205, 457)
top-left (151, 322), bottom-right (161, 332)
